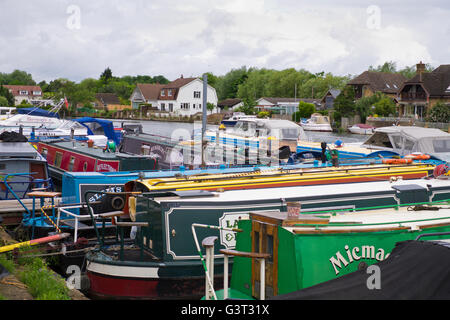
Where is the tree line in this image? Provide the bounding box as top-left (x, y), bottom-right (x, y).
top-left (0, 61), bottom-right (432, 111)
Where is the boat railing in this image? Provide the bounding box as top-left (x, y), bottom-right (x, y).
top-left (83, 190), bottom-right (144, 251)
top-left (56, 203), bottom-right (103, 243)
top-left (0, 171), bottom-right (52, 206)
top-left (192, 223), bottom-right (270, 300)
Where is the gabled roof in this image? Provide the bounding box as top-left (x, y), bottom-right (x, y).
top-left (3, 85), bottom-right (42, 96)
top-left (95, 93), bottom-right (121, 105)
top-left (347, 71), bottom-right (406, 94)
top-left (162, 77), bottom-right (197, 89)
top-left (218, 98), bottom-right (242, 108)
top-left (321, 89), bottom-right (341, 102)
top-left (136, 83), bottom-right (166, 101)
top-left (258, 97), bottom-right (321, 105)
top-left (402, 65), bottom-right (450, 98)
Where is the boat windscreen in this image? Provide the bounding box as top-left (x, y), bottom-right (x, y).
top-left (433, 139), bottom-right (450, 153)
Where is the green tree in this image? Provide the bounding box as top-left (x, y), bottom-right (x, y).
top-left (0, 85), bottom-right (15, 106)
top-left (373, 97), bottom-right (396, 116)
top-left (215, 66), bottom-right (249, 100)
top-left (0, 69), bottom-right (36, 85)
top-left (334, 86), bottom-right (356, 117)
top-left (100, 67), bottom-right (113, 84)
top-left (0, 96), bottom-right (8, 106)
top-left (297, 101), bottom-right (316, 118)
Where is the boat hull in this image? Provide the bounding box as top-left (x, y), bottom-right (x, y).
top-left (86, 258), bottom-right (224, 300)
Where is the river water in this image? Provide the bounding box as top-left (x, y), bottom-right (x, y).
top-left (116, 119), bottom-right (369, 145)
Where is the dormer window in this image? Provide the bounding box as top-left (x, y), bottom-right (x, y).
top-left (32, 91), bottom-right (41, 95)
top-left (19, 90), bottom-right (28, 95)
top-left (161, 90), bottom-right (165, 97)
top-left (168, 89), bottom-right (172, 96)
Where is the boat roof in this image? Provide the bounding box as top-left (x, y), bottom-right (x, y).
top-left (74, 117), bottom-right (118, 144)
top-left (237, 118), bottom-right (302, 129)
top-left (42, 140), bottom-right (154, 160)
top-left (374, 126), bottom-right (450, 139)
top-left (17, 107), bottom-right (59, 118)
top-left (149, 177), bottom-right (450, 204)
top-left (0, 142), bottom-right (41, 158)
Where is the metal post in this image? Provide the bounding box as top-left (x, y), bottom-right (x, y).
top-left (202, 73), bottom-right (208, 167)
top-left (223, 254), bottom-right (229, 299)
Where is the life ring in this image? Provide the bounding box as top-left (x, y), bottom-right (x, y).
top-left (404, 153), bottom-right (430, 160)
top-left (382, 158), bottom-right (413, 164)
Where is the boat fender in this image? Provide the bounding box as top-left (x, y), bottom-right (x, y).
top-left (433, 164), bottom-right (450, 179)
top-left (405, 153), bottom-right (431, 160)
top-left (382, 158), bottom-right (413, 164)
top-left (128, 196), bottom-right (136, 222)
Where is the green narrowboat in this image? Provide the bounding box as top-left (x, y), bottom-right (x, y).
top-left (208, 200), bottom-right (450, 300)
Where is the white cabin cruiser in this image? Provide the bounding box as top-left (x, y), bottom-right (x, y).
top-left (205, 118), bottom-right (306, 153)
top-left (300, 113), bottom-right (332, 132)
top-left (361, 126), bottom-right (450, 162)
top-left (0, 113), bottom-right (89, 138)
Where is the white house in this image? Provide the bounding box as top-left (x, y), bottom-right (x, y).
top-left (130, 76), bottom-right (218, 116)
top-left (4, 85), bottom-right (43, 105)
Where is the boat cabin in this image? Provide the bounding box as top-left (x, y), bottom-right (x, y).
top-left (362, 126), bottom-right (450, 162)
top-left (0, 141), bottom-right (51, 199)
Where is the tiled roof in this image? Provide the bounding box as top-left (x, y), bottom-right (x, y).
top-left (259, 97), bottom-right (320, 104)
top-left (403, 65), bottom-right (450, 98)
top-left (95, 93), bottom-right (121, 105)
top-left (3, 85), bottom-right (42, 96)
top-left (136, 83), bottom-right (166, 101)
top-left (218, 98), bottom-right (242, 107)
top-left (347, 71), bottom-right (406, 94)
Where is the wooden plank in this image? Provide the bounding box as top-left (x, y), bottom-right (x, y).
top-left (220, 249), bottom-right (271, 259)
top-left (293, 225), bottom-right (410, 234)
top-left (115, 221), bottom-right (148, 227)
top-left (26, 191), bottom-right (62, 198)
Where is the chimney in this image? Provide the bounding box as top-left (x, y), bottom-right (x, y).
top-left (416, 61), bottom-right (425, 81)
top-left (180, 74), bottom-right (184, 79)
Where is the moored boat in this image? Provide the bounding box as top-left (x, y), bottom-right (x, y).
top-left (361, 126), bottom-right (450, 163)
top-left (300, 113), bottom-right (333, 132)
top-left (84, 173), bottom-right (450, 299)
top-left (201, 200), bottom-right (450, 300)
top-left (220, 112), bottom-right (257, 127)
top-left (348, 123), bottom-right (375, 135)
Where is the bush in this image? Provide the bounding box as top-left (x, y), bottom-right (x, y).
top-left (428, 101), bottom-right (450, 123)
top-left (257, 111), bottom-right (270, 118)
top-left (298, 101), bottom-right (316, 118)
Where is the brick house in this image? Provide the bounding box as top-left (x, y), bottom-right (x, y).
top-left (346, 71), bottom-right (407, 101)
top-left (397, 62), bottom-right (450, 119)
top-left (3, 85), bottom-right (43, 105)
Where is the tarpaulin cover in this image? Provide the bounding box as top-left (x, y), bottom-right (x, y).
top-left (271, 240), bottom-right (450, 300)
top-left (74, 117), bottom-right (119, 145)
top-left (17, 107), bottom-right (59, 118)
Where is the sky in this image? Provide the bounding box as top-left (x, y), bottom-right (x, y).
top-left (0, 0), bottom-right (448, 83)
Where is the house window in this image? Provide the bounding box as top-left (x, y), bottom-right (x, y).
top-left (32, 91), bottom-right (41, 95)
top-left (161, 90), bottom-right (165, 97)
top-left (169, 103), bottom-right (173, 112)
top-left (181, 103), bottom-right (190, 110)
top-left (161, 103), bottom-right (165, 111)
top-left (168, 89), bottom-right (172, 96)
top-left (19, 90), bottom-right (28, 95)
top-left (194, 91), bottom-right (201, 98)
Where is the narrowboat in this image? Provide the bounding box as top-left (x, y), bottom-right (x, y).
top-left (272, 237), bottom-right (450, 300)
top-left (0, 138), bottom-right (52, 200)
top-left (124, 161), bottom-right (437, 194)
top-left (84, 176), bottom-right (450, 299)
top-left (204, 200), bottom-right (450, 300)
top-left (35, 139), bottom-right (158, 186)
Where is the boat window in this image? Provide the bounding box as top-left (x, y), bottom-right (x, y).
top-left (83, 162), bottom-right (88, 172)
top-left (403, 138), bottom-right (415, 153)
top-left (68, 156), bottom-right (75, 171)
top-left (280, 128), bottom-right (301, 140)
top-left (433, 139), bottom-right (450, 153)
top-left (391, 135), bottom-right (403, 151)
top-left (254, 231), bottom-right (260, 253)
top-left (267, 234), bottom-right (274, 262)
top-left (54, 152), bottom-right (63, 168)
top-left (0, 164), bottom-right (5, 170)
top-left (41, 148), bottom-right (48, 159)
